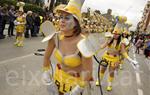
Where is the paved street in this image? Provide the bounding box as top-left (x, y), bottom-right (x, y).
top-left (0, 33), bottom-right (150, 95)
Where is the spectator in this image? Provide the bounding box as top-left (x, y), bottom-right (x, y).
top-left (25, 11), bottom-right (34, 38)
top-left (33, 13), bottom-right (40, 35)
top-left (135, 37), bottom-right (144, 54)
top-left (0, 7), bottom-right (3, 39)
top-left (0, 6), bottom-right (8, 39)
top-left (134, 34), bottom-right (139, 45)
top-left (8, 6), bottom-right (16, 37)
top-left (39, 15), bottom-right (43, 24)
top-left (144, 39), bottom-right (150, 58)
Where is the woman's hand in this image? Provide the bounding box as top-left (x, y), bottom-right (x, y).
top-left (14, 20), bottom-right (20, 25)
top-left (42, 67), bottom-right (59, 95)
top-left (64, 85), bottom-right (84, 95)
top-left (128, 59), bottom-right (139, 69)
top-left (42, 69), bottom-right (53, 85)
top-left (42, 69), bottom-right (59, 95)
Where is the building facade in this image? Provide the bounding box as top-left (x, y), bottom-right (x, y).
top-left (138, 1), bottom-right (150, 33)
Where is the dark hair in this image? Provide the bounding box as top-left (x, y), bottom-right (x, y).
top-left (73, 18), bottom-right (82, 36)
top-left (108, 35), bottom-right (122, 48)
top-left (122, 34), bottom-right (129, 39)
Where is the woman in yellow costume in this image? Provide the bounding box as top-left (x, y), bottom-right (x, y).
top-left (42, 0), bottom-right (93, 95)
top-left (96, 16), bottom-right (138, 91)
top-left (14, 10), bottom-right (26, 47)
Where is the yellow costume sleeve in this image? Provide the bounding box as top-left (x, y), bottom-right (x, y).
top-left (122, 52), bottom-right (129, 59)
top-left (122, 52), bottom-right (134, 63)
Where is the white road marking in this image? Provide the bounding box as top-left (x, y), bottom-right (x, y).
top-left (133, 53), bottom-right (136, 59)
top-left (135, 72), bottom-right (141, 86)
top-left (0, 53), bottom-right (34, 65)
top-left (132, 44), bottom-right (143, 95)
top-left (132, 45), bottom-right (141, 85)
top-left (138, 89), bottom-right (143, 95)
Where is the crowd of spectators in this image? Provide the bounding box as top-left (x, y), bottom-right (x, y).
top-left (0, 5), bottom-right (52, 39)
top-left (133, 34), bottom-right (150, 58)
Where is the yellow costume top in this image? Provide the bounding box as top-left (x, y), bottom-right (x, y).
top-left (107, 39), bottom-right (121, 52)
top-left (101, 39), bottom-right (121, 67)
top-left (16, 16), bottom-right (25, 33)
top-left (54, 34), bottom-right (82, 68)
top-left (54, 48), bottom-right (81, 68)
top-left (106, 38), bottom-right (131, 55)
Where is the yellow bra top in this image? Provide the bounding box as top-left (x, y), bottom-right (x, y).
top-left (108, 40), bottom-right (121, 51)
top-left (17, 16), bottom-right (25, 23)
top-left (53, 34), bottom-right (82, 68)
top-left (54, 48), bottom-right (82, 68)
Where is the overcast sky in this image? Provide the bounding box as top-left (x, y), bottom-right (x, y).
top-left (82, 0), bottom-right (148, 30)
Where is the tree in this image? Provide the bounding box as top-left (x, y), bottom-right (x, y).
top-left (23, 0), bottom-right (42, 5)
top-left (49, 0), bottom-right (55, 12)
top-left (35, 0), bottom-right (42, 5)
top-left (55, 0), bottom-right (68, 6)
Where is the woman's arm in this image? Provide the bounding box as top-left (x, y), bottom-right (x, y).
top-left (43, 38), bottom-right (55, 70)
top-left (81, 56), bottom-right (93, 81)
top-left (100, 38), bottom-right (112, 49)
top-left (100, 41), bottom-right (108, 49)
top-left (121, 43), bottom-right (129, 58)
top-left (121, 43), bottom-right (127, 57)
top-left (121, 43), bottom-right (138, 66)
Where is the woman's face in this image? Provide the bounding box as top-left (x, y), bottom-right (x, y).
top-left (113, 33), bottom-right (120, 39)
top-left (123, 33), bottom-right (127, 37)
top-left (59, 12), bottom-right (76, 32)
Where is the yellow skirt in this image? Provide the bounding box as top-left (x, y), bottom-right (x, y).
top-left (54, 65), bottom-right (85, 93)
top-left (102, 52), bottom-right (120, 67)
